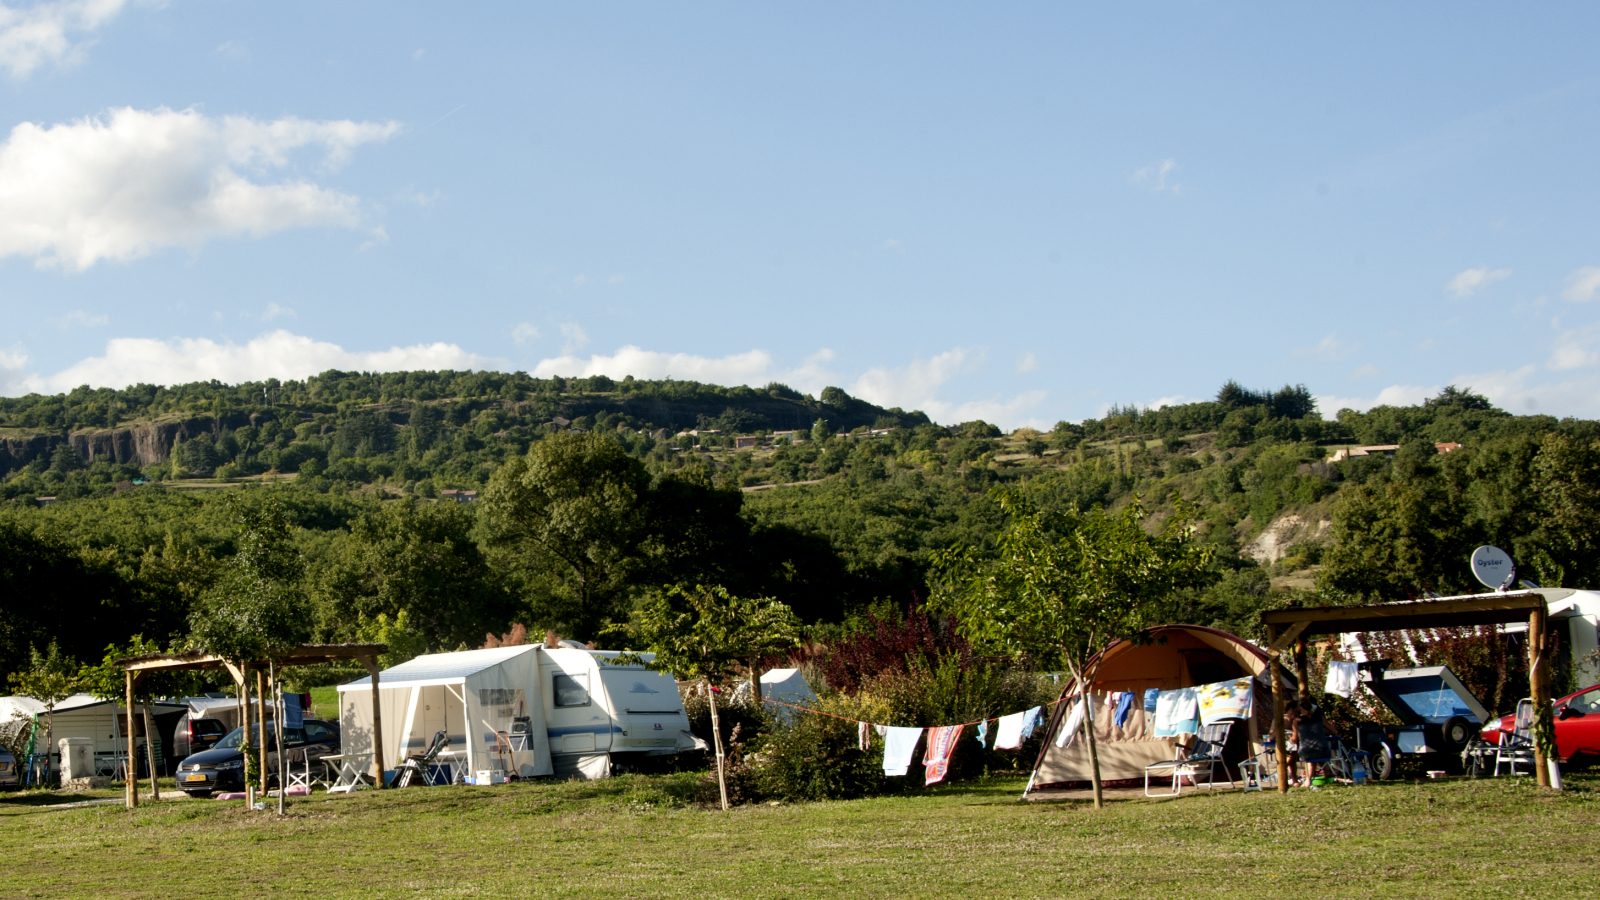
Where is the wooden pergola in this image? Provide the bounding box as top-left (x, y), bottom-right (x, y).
top-left (1260, 590), bottom-right (1554, 793)
top-left (117, 643), bottom-right (387, 809)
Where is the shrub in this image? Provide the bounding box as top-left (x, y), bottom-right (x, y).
top-left (751, 693), bottom-right (897, 802)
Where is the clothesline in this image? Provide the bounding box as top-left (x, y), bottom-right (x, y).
top-left (759, 694), bottom-right (1071, 730)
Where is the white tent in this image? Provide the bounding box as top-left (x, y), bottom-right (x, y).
top-left (338, 646), bottom-right (553, 782)
top-left (754, 668), bottom-right (817, 723)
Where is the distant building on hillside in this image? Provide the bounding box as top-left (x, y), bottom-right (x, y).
top-left (734, 435), bottom-right (763, 449)
top-left (35, 496), bottom-right (57, 507)
top-left (440, 489), bottom-right (479, 503)
top-left (771, 430), bottom-right (803, 443)
top-left (1327, 442), bottom-right (1462, 463)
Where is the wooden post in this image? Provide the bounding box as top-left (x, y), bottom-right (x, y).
top-left (360, 656), bottom-right (386, 789)
top-left (239, 664), bottom-right (253, 805)
top-left (142, 703), bottom-right (161, 802)
top-left (1267, 625), bottom-right (1288, 794)
top-left (1294, 638), bottom-right (1310, 704)
top-left (1530, 606), bottom-right (1552, 789)
top-left (706, 678), bottom-right (729, 811)
top-left (124, 670), bottom-right (139, 809)
top-left (257, 669), bottom-right (269, 796)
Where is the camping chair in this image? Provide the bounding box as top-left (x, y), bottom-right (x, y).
top-left (1494, 699), bottom-right (1537, 777)
top-left (1145, 722), bottom-right (1234, 797)
top-left (1322, 736), bottom-right (1370, 785)
top-left (392, 730), bottom-right (450, 788)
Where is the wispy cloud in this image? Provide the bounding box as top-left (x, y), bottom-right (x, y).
top-left (1447, 266), bottom-right (1511, 297)
top-left (1295, 332), bottom-right (1360, 361)
top-left (1562, 266), bottom-right (1600, 303)
top-left (1315, 384), bottom-right (1436, 414)
top-left (1349, 363), bottom-right (1379, 380)
top-left (55, 309), bottom-right (107, 328)
top-left (1015, 352), bottom-right (1036, 374)
top-left (1132, 158), bottom-right (1180, 194)
top-left (1550, 323), bottom-right (1600, 371)
top-left (260, 302), bottom-right (295, 322)
top-left (511, 322), bottom-right (540, 345)
top-left (530, 346), bottom-right (778, 385)
top-left (0, 106), bottom-right (399, 270)
top-left (850, 347), bottom-right (1048, 428)
top-left (0, 0), bottom-right (128, 79)
top-left (559, 322), bottom-right (588, 354)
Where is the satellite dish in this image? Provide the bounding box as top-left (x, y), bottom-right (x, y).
top-left (1470, 546), bottom-right (1515, 590)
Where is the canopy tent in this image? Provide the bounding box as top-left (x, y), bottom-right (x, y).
top-left (339, 645), bottom-right (553, 782)
top-left (1027, 625), bottom-right (1285, 791)
top-left (0, 693), bottom-right (186, 776)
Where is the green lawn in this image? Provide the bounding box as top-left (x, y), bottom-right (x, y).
top-left (3, 773), bottom-right (1598, 899)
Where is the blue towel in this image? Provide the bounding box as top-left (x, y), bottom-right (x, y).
top-left (1143, 688), bottom-right (1161, 713)
top-left (1018, 706), bottom-right (1042, 740)
top-left (975, 720), bottom-right (988, 747)
top-left (1114, 691), bottom-right (1135, 728)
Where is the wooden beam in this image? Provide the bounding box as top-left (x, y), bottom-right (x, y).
top-left (124, 670), bottom-right (139, 809)
top-left (1530, 606), bottom-right (1553, 789)
top-left (1267, 625), bottom-right (1288, 795)
top-left (1266, 620), bottom-right (1310, 653)
top-left (257, 669), bottom-right (269, 796)
top-left (1261, 592), bottom-right (1544, 632)
top-left (360, 656), bottom-right (386, 790)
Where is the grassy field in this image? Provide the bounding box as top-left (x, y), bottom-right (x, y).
top-left (3, 773), bottom-right (1598, 899)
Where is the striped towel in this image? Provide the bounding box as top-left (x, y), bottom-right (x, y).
top-left (923, 725), bottom-right (963, 786)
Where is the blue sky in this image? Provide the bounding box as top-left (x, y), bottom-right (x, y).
top-left (4, 2), bottom-right (1600, 428)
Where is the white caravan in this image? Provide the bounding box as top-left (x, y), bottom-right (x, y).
top-left (338, 644), bottom-right (699, 783)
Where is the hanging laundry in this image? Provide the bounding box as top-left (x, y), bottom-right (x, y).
top-left (1153, 687), bottom-right (1199, 736)
top-left (993, 710), bottom-right (1027, 750)
top-left (975, 720), bottom-right (989, 747)
top-left (1324, 661), bottom-right (1359, 698)
top-left (923, 725), bottom-right (963, 786)
top-left (873, 724), bottom-right (887, 737)
top-left (1113, 691), bottom-right (1135, 728)
top-left (1143, 688), bottom-right (1160, 713)
top-left (881, 726), bottom-right (922, 776)
top-left (1054, 697), bottom-right (1087, 748)
top-left (1018, 705), bottom-right (1043, 741)
top-left (1197, 677), bottom-right (1254, 726)
top-left (859, 720), bottom-right (871, 752)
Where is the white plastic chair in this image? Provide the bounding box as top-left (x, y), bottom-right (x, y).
top-left (1494, 699), bottom-right (1536, 777)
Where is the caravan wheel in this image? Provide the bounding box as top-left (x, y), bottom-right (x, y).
top-left (1368, 743), bottom-right (1396, 781)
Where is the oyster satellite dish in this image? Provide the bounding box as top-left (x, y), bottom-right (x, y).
top-left (1470, 545), bottom-right (1515, 589)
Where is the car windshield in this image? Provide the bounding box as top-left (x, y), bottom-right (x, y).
top-left (215, 727), bottom-right (246, 750)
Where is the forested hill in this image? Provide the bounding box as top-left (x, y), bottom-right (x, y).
top-left (5, 372), bottom-right (1600, 695)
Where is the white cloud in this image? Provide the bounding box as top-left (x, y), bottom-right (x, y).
top-left (0, 0), bottom-right (126, 79)
top-left (1315, 384), bottom-right (1435, 414)
top-left (1295, 332), bottom-right (1360, 361)
top-left (849, 348), bottom-right (1047, 428)
top-left (55, 309), bottom-right (107, 327)
top-left (0, 106), bottom-right (400, 270)
top-left (1562, 266), bottom-right (1600, 303)
top-left (1146, 395), bottom-right (1191, 410)
top-left (1550, 323), bottom-right (1600, 371)
top-left (1447, 266), bottom-right (1511, 297)
top-left (260, 302), bottom-right (294, 322)
top-left (0, 347), bottom-right (37, 394)
top-left (511, 322), bottom-right (540, 345)
top-left (395, 186), bottom-right (440, 207)
top-left (18, 329), bottom-right (496, 393)
top-left (559, 322), bottom-right (588, 354)
top-left (1349, 363), bottom-right (1379, 380)
top-left (1132, 158), bottom-right (1180, 193)
top-left (1015, 352), bottom-right (1036, 374)
top-left (1448, 365), bottom-right (1600, 416)
top-left (530, 346), bottom-right (778, 385)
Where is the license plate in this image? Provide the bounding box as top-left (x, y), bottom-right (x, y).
top-left (185, 774), bottom-right (208, 783)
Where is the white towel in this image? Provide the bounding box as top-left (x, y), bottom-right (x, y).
top-left (1325, 661), bottom-right (1359, 698)
top-left (993, 710), bottom-right (1027, 750)
top-left (1054, 697), bottom-right (1086, 748)
top-left (1153, 687), bottom-right (1199, 737)
top-left (881, 726), bottom-right (922, 777)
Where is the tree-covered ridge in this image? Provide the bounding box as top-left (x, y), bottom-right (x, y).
top-left (6, 374), bottom-right (1600, 697)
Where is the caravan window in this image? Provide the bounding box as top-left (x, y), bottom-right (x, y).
top-left (553, 672), bottom-right (590, 708)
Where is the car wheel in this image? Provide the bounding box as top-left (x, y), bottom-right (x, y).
top-left (1442, 716), bottom-right (1473, 751)
top-left (1368, 742), bottom-right (1395, 780)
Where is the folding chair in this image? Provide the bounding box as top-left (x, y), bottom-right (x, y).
top-left (1322, 736), bottom-right (1370, 785)
top-left (1494, 699), bottom-right (1536, 777)
top-left (392, 730), bottom-right (450, 788)
top-left (1145, 722), bottom-right (1234, 797)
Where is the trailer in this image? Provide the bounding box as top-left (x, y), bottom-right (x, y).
top-left (1355, 662), bottom-right (1490, 779)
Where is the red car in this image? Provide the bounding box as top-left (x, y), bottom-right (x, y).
top-left (1480, 683), bottom-right (1600, 767)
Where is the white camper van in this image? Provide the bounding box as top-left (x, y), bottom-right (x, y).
top-left (339, 644), bottom-right (700, 783)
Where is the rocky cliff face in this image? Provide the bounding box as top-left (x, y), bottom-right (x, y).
top-left (0, 415), bottom-right (249, 473)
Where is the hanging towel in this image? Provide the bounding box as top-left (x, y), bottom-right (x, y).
top-left (1143, 688), bottom-right (1161, 713)
top-left (881, 726), bottom-right (922, 776)
top-left (923, 726), bottom-right (963, 786)
top-left (1197, 677), bottom-right (1254, 726)
top-left (1325, 661), bottom-right (1359, 698)
top-left (1054, 697), bottom-right (1087, 748)
top-left (873, 724), bottom-right (887, 737)
top-left (859, 721), bottom-right (871, 751)
top-left (1153, 687), bottom-right (1199, 737)
top-left (1113, 692), bottom-right (1135, 728)
top-left (993, 711), bottom-right (1027, 750)
top-left (1019, 706), bottom-right (1043, 740)
top-left (975, 720), bottom-right (989, 747)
